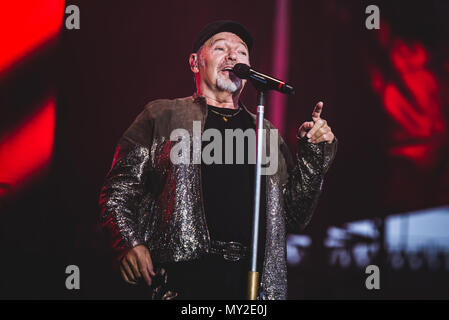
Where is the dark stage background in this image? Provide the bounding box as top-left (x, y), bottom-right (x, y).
top-left (1, 0), bottom-right (449, 299)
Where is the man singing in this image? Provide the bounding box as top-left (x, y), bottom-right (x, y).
top-left (99, 20), bottom-right (337, 300)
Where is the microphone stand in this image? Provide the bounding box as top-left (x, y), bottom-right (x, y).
top-left (234, 64), bottom-right (293, 299)
top-left (248, 89), bottom-right (265, 300)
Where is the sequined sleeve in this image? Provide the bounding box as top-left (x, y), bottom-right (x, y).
top-left (99, 108), bottom-right (153, 262)
top-left (282, 136), bottom-right (337, 232)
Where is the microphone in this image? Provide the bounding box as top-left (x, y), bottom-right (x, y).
top-left (232, 63), bottom-right (295, 95)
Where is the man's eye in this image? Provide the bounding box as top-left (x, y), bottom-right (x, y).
top-left (239, 51), bottom-right (247, 56)
top-left (215, 47), bottom-right (224, 51)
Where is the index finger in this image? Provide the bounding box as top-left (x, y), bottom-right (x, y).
top-left (312, 101), bottom-right (323, 121)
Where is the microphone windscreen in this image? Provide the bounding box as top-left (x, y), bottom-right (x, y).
top-left (233, 63), bottom-right (251, 79)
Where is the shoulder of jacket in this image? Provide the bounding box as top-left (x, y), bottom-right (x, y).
top-left (142, 96), bottom-right (196, 118)
top-left (243, 107), bottom-right (276, 130)
top-left (263, 118), bottom-right (276, 129)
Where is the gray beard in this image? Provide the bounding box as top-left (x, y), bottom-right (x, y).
top-left (216, 74), bottom-right (242, 93)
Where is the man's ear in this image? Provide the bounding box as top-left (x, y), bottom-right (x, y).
top-left (189, 53), bottom-right (199, 73)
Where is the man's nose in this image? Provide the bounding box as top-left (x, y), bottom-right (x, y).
top-left (226, 50), bottom-right (238, 61)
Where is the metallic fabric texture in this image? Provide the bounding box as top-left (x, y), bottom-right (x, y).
top-left (99, 95), bottom-right (337, 299)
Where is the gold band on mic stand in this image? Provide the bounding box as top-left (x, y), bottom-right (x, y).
top-left (247, 271), bottom-right (259, 300)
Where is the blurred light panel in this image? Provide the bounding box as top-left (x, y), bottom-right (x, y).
top-left (0, 0), bottom-right (65, 75)
top-left (0, 96), bottom-right (56, 193)
top-left (386, 206), bottom-right (449, 251)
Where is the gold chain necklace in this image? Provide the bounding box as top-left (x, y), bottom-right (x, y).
top-left (208, 107), bottom-right (243, 122)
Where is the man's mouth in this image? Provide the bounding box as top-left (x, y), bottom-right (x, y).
top-left (221, 66), bottom-right (234, 72)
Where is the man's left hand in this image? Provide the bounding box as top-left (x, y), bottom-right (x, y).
top-left (298, 101), bottom-right (335, 144)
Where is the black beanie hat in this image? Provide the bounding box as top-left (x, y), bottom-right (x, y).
top-left (192, 20), bottom-right (253, 53)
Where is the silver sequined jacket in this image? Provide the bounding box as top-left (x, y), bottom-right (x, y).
top-left (99, 94), bottom-right (337, 300)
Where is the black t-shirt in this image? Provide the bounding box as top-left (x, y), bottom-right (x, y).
top-left (201, 104), bottom-right (266, 250)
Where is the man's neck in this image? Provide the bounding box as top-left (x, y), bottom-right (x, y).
top-left (197, 87), bottom-right (240, 109)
